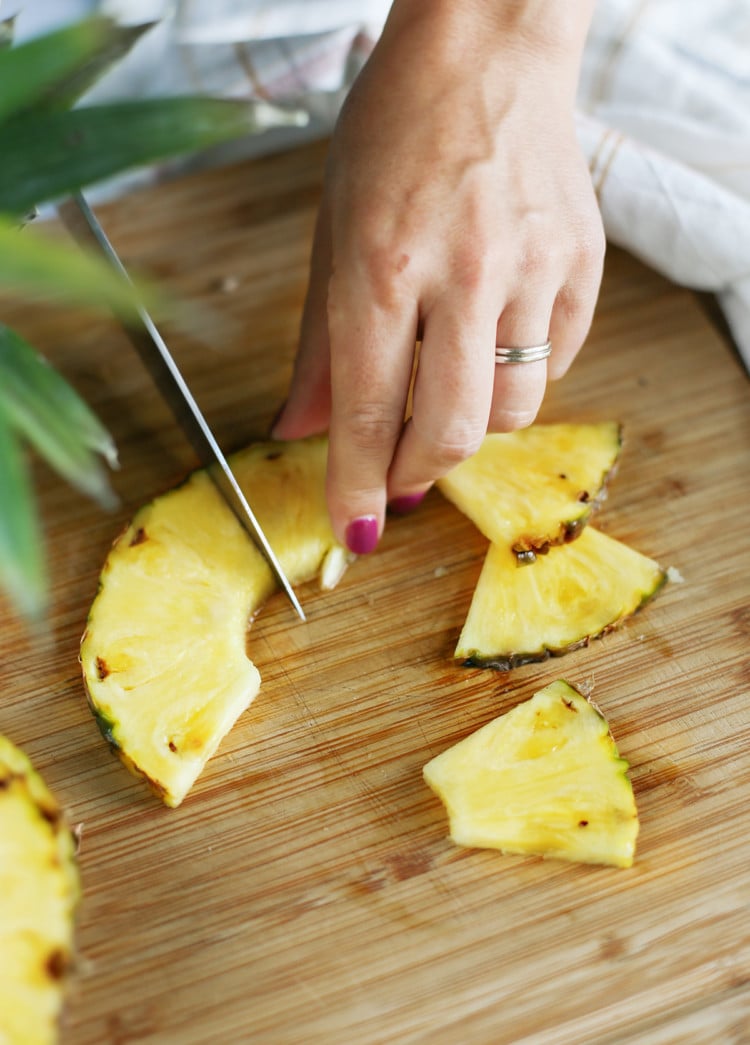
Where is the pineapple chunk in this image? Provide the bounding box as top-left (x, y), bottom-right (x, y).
top-left (456, 526), bottom-right (666, 668)
top-left (437, 423), bottom-right (622, 559)
top-left (423, 680), bottom-right (639, 868)
top-left (0, 735), bottom-right (79, 1044)
top-left (81, 436), bottom-right (351, 807)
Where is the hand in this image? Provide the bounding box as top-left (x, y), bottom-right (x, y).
top-left (272, 0), bottom-right (604, 555)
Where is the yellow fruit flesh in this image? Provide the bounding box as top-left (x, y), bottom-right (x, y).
top-left (437, 423), bottom-right (622, 557)
top-left (0, 735), bottom-right (79, 1045)
top-left (423, 680), bottom-right (639, 868)
top-left (456, 526), bottom-right (666, 668)
top-left (81, 436), bottom-right (350, 807)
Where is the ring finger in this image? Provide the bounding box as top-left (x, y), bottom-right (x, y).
top-left (490, 293), bottom-right (556, 432)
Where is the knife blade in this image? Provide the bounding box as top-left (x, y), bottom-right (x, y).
top-left (58, 190), bottom-right (306, 622)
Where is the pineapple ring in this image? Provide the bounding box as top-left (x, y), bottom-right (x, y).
top-left (0, 735), bottom-right (80, 1044)
top-left (81, 436), bottom-right (351, 808)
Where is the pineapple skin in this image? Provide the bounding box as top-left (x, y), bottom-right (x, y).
top-left (0, 735), bottom-right (80, 1045)
top-left (423, 680), bottom-right (639, 868)
top-left (81, 436), bottom-right (350, 808)
top-left (456, 527), bottom-right (668, 670)
top-left (436, 423), bottom-right (623, 561)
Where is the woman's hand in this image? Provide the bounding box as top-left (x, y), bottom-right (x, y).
top-left (272, 0), bottom-right (604, 555)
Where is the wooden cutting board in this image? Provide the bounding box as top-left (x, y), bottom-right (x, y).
top-left (1, 139), bottom-right (748, 1045)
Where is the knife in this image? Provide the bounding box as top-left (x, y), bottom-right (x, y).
top-left (58, 190), bottom-right (306, 622)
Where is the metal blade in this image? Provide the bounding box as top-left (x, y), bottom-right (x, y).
top-left (59, 190), bottom-right (305, 622)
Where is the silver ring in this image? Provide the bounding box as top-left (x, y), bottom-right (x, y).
top-left (495, 341), bottom-right (552, 364)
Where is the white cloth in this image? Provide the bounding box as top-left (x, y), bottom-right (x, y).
top-left (20, 0), bottom-right (750, 368)
top-left (578, 1), bottom-right (750, 369)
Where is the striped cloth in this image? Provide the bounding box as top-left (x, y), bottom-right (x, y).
top-left (34, 0), bottom-right (750, 368)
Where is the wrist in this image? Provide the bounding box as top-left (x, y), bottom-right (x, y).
top-left (385, 0), bottom-right (595, 74)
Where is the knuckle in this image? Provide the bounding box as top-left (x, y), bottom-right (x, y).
top-left (450, 240), bottom-right (493, 295)
top-left (570, 221), bottom-right (606, 274)
top-left (344, 213), bottom-right (420, 308)
top-left (555, 225), bottom-right (606, 320)
top-left (417, 418), bottom-right (486, 469)
top-left (517, 227), bottom-right (559, 280)
top-left (340, 400), bottom-right (402, 453)
top-left (490, 406), bottom-right (540, 434)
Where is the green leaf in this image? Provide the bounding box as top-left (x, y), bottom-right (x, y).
top-left (0, 96), bottom-right (304, 216)
top-left (0, 323), bottom-right (118, 469)
top-left (0, 324), bottom-right (118, 509)
top-left (0, 16), bottom-right (150, 121)
top-left (0, 216), bottom-right (158, 317)
top-left (0, 405), bottom-right (47, 620)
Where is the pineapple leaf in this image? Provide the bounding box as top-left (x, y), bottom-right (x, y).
top-left (0, 406), bottom-right (47, 620)
top-left (0, 324), bottom-right (118, 509)
top-left (0, 16), bottom-right (151, 122)
top-left (0, 96), bottom-right (304, 217)
top-left (0, 216), bottom-right (158, 317)
top-left (0, 16), bottom-right (304, 622)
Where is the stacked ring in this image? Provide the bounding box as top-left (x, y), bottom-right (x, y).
top-left (495, 341), bottom-right (552, 364)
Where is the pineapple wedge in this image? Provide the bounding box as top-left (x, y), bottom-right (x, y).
top-left (423, 680), bottom-right (639, 867)
top-left (437, 423), bottom-right (622, 559)
top-left (456, 526), bottom-right (666, 669)
top-left (0, 735), bottom-right (79, 1045)
top-left (81, 436), bottom-right (351, 807)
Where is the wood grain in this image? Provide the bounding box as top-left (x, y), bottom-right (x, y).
top-left (0, 139), bottom-right (748, 1045)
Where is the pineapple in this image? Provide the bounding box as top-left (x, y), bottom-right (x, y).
top-left (436, 423), bottom-right (622, 559)
top-left (423, 680), bottom-right (639, 868)
top-left (80, 436), bottom-right (352, 807)
top-left (456, 526), bottom-right (666, 668)
top-left (0, 735), bottom-right (79, 1044)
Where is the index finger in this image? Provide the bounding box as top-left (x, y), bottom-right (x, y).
top-left (326, 268), bottom-right (419, 555)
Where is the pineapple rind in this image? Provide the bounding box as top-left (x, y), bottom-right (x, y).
top-left (456, 526), bottom-right (667, 669)
top-left (0, 735), bottom-right (79, 1045)
top-left (437, 423), bottom-right (622, 557)
top-left (81, 436), bottom-right (349, 807)
top-left (423, 680), bottom-right (639, 868)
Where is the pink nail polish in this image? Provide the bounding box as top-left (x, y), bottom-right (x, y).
top-left (345, 515), bottom-right (379, 555)
top-left (389, 492), bottom-right (426, 515)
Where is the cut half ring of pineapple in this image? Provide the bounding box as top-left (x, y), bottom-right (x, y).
top-left (495, 341), bottom-right (552, 364)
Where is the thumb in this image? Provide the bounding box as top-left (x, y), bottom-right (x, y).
top-left (272, 201), bottom-right (333, 440)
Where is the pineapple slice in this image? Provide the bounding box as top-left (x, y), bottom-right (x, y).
top-left (436, 423), bottom-right (622, 559)
top-left (423, 680), bottom-right (639, 867)
top-left (456, 526), bottom-right (666, 668)
top-left (0, 735), bottom-right (79, 1044)
top-left (81, 436), bottom-right (352, 807)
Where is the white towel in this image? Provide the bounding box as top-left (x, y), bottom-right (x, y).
top-left (578, 0), bottom-right (750, 367)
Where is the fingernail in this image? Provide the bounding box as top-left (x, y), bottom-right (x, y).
top-left (388, 491), bottom-right (426, 515)
top-left (345, 515), bottom-right (379, 555)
